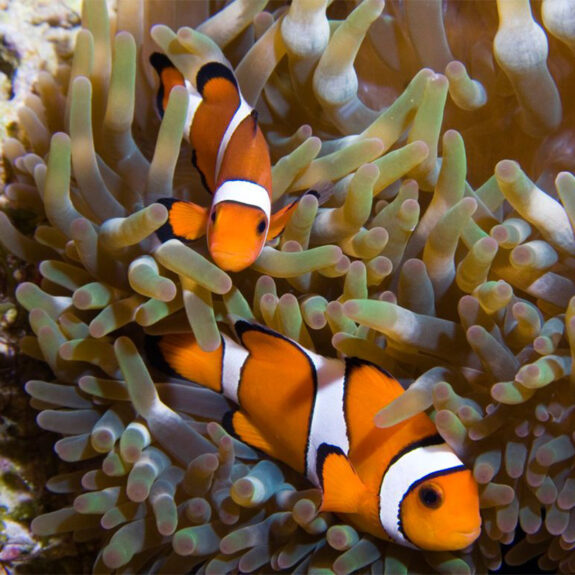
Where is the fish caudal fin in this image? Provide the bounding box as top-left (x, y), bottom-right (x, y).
top-left (150, 52), bottom-right (186, 117)
top-left (155, 198), bottom-right (209, 243)
top-left (146, 333), bottom-right (223, 393)
top-left (317, 444), bottom-right (366, 513)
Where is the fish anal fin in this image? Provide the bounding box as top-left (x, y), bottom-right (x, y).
top-left (267, 200), bottom-right (299, 241)
top-left (156, 198), bottom-right (208, 242)
top-left (317, 444), bottom-right (366, 513)
top-left (224, 409), bottom-right (281, 458)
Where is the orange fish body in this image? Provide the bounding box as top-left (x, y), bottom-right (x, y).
top-left (150, 54), bottom-right (298, 272)
top-left (149, 320), bottom-right (482, 551)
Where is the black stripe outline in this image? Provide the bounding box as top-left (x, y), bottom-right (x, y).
top-left (316, 443), bottom-right (346, 490)
top-left (233, 319), bottom-right (318, 476)
top-left (376, 433), bottom-right (444, 544)
top-left (342, 356), bottom-right (398, 470)
top-left (196, 62), bottom-right (237, 96)
top-left (396, 464), bottom-right (467, 545)
top-left (149, 52), bottom-right (174, 118)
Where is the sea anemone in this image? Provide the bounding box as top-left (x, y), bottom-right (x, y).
top-left (2, 0), bottom-right (575, 572)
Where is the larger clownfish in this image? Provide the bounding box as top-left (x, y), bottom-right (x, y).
top-left (148, 319), bottom-right (482, 551)
top-left (150, 53), bottom-right (301, 272)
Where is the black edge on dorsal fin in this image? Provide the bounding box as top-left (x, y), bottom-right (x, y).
top-left (196, 61), bottom-right (237, 96)
top-left (149, 52), bottom-right (174, 118)
top-left (150, 52), bottom-right (173, 74)
top-left (233, 318), bottom-right (276, 344)
top-left (345, 355), bottom-right (395, 381)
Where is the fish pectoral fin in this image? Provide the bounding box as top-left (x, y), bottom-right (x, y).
top-left (223, 409), bottom-right (280, 458)
top-left (317, 443), bottom-right (366, 513)
top-left (266, 199), bottom-right (299, 241)
top-left (156, 198), bottom-right (208, 242)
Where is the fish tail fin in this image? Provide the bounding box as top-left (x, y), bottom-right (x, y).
top-left (150, 52), bottom-right (186, 117)
top-left (155, 198), bottom-right (208, 243)
top-left (146, 333), bottom-right (223, 393)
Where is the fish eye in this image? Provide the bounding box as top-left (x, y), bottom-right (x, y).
top-left (418, 484), bottom-right (443, 509)
top-left (256, 219), bottom-right (266, 235)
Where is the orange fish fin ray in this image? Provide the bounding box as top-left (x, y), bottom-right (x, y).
top-left (146, 334), bottom-right (223, 393)
top-left (223, 409), bottom-right (281, 458)
top-left (156, 198), bottom-right (208, 242)
top-left (149, 52), bottom-right (185, 118)
top-left (317, 444), bottom-right (367, 513)
top-left (267, 199), bottom-right (299, 241)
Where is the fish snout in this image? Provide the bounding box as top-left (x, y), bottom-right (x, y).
top-left (210, 248), bottom-right (257, 272)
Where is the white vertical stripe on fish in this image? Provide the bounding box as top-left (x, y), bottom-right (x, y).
top-left (214, 95), bottom-right (253, 180)
top-left (221, 334), bottom-right (249, 405)
top-left (212, 180), bottom-right (272, 221)
top-left (305, 354), bottom-right (349, 485)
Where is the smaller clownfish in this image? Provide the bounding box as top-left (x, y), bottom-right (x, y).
top-left (150, 53), bottom-right (302, 272)
top-left (147, 319), bottom-right (482, 551)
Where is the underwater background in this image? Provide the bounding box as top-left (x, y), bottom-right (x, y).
top-left (1, 0), bottom-right (575, 573)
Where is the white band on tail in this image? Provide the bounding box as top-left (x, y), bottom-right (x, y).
top-left (213, 180), bottom-right (271, 221)
top-left (305, 355), bottom-right (348, 485)
top-left (215, 96), bottom-right (253, 180)
top-left (378, 443), bottom-right (465, 548)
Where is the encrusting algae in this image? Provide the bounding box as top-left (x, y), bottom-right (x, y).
top-left (2, 0), bottom-right (575, 572)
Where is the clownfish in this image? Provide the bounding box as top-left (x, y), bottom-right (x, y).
top-left (147, 319), bottom-right (482, 551)
top-left (150, 53), bottom-right (301, 272)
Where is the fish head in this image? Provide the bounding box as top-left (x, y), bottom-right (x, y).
top-left (207, 200), bottom-right (268, 271)
top-left (398, 467), bottom-right (481, 551)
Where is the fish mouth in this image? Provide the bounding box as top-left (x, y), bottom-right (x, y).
top-left (456, 527), bottom-right (481, 544)
top-left (210, 249), bottom-right (254, 272)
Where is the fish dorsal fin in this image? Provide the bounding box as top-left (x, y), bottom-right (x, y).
top-left (317, 443), bottom-right (366, 513)
top-left (196, 62), bottom-right (238, 98)
top-left (234, 320), bottom-right (307, 364)
top-left (223, 409), bottom-right (282, 460)
top-left (150, 52), bottom-right (185, 117)
top-left (155, 198), bottom-right (209, 242)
